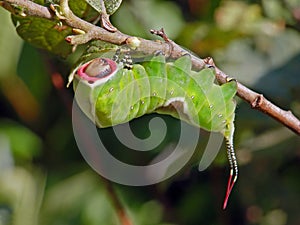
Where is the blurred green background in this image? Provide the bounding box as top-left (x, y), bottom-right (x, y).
top-left (1, 0), bottom-right (300, 224)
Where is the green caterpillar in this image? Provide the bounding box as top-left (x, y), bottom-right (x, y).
top-left (69, 48), bottom-right (238, 209)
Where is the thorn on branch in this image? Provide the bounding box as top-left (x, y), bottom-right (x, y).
top-left (251, 94), bottom-right (264, 108)
top-left (150, 28), bottom-right (170, 42)
top-left (150, 28), bottom-right (179, 58)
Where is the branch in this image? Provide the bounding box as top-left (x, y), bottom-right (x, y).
top-left (103, 180), bottom-right (133, 225)
top-left (204, 58), bottom-right (300, 135)
top-left (1, 0), bottom-right (52, 18)
top-left (1, 0), bottom-right (300, 135)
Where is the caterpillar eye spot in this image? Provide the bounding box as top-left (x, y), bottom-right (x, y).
top-left (191, 95), bottom-right (195, 99)
top-left (218, 114), bottom-right (223, 118)
top-left (153, 92), bottom-right (157, 96)
top-left (209, 105), bottom-right (214, 109)
top-left (170, 90), bottom-right (174, 95)
top-left (141, 100), bottom-right (145, 105)
top-left (109, 87), bottom-right (114, 92)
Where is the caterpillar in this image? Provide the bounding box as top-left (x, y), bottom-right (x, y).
top-left (69, 48), bottom-right (238, 209)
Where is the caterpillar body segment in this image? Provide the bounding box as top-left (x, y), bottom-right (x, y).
top-left (73, 55), bottom-right (236, 133)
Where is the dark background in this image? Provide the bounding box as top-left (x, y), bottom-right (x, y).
top-left (0, 0), bottom-right (300, 224)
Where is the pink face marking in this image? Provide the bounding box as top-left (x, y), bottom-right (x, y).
top-left (77, 58), bottom-right (118, 83)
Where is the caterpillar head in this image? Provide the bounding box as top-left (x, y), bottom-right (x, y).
top-left (72, 57), bottom-right (120, 127)
top-left (76, 57), bottom-right (118, 85)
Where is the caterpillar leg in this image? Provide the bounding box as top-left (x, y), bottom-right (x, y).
top-left (121, 52), bottom-right (133, 69)
top-left (112, 48), bottom-right (133, 69)
top-left (223, 119), bottom-right (238, 209)
top-left (112, 48), bottom-right (121, 62)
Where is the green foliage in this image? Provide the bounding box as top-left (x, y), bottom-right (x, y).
top-left (8, 0), bottom-right (100, 57)
top-left (0, 8), bottom-right (23, 78)
top-left (0, 119), bottom-right (42, 161)
top-left (68, 0), bottom-right (100, 21)
top-left (1, 0), bottom-right (300, 225)
top-left (85, 0), bottom-right (122, 15)
top-left (12, 16), bottom-right (73, 57)
top-left (113, 0), bottom-right (184, 38)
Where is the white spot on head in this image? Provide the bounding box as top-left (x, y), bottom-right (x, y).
top-left (170, 90), bottom-right (174, 95)
top-left (109, 87), bottom-right (114, 92)
top-left (191, 95), bottom-right (195, 99)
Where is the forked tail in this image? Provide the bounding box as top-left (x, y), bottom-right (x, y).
top-left (223, 120), bottom-right (238, 209)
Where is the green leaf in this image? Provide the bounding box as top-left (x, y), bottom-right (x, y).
top-left (0, 119), bottom-right (42, 161)
top-left (13, 16), bottom-right (73, 57)
top-left (17, 43), bottom-right (51, 104)
top-left (114, 0), bottom-right (184, 39)
top-left (0, 7), bottom-right (23, 78)
top-left (69, 0), bottom-right (99, 21)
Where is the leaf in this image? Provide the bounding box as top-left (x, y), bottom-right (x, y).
top-left (0, 119), bottom-right (42, 161)
top-left (69, 0), bottom-right (99, 21)
top-left (114, 0), bottom-right (184, 39)
top-left (85, 0), bottom-right (103, 14)
top-left (13, 16), bottom-right (73, 57)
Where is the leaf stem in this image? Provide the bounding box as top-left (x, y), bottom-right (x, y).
top-left (103, 180), bottom-right (133, 225)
